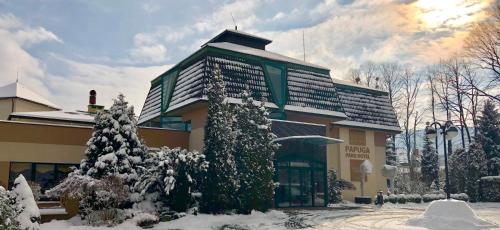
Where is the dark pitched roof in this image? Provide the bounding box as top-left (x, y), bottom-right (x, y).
top-left (332, 80), bottom-right (400, 132)
top-left (203, 29), bottom-right (272, 50)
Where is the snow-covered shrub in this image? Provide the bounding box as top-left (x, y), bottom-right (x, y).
top-left (85, 208), bottom-right (126, 227)
top-left (328, 169), bottom-right (355, 204)
top-left (26, 181), bottom-right (41, 201)
top-left (451, 193), bottom-right (469, 201)
top-left (397, 194), bottom-right (407, 204)
top-left (46, 172), bottom-right (94, 199)
top-left (79, 175), bottom-right (129, 218)
top-left (135, 147), bottom-right (208, 213)
top-left (385, 194), bottom-right (398, 203)
top-left (133, 212), bottom-right (159, 227)
top-left (422, 193), bottom-right (445, 202)
top-left (406, 194), bottom-right (422, 203)
top-left (0, 186), bottom-right (19, 230)
top-left (479, 176), bottom-right (500, 202)
top-left (10, 175), bottom-right (40, 230)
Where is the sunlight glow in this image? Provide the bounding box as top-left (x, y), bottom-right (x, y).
top-left (416, 0), bottom-right (488, 29)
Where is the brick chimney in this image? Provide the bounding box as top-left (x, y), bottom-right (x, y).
top-left (87, 90), bottom-right (104, 113)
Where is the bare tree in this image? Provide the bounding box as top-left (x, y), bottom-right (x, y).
top-left (378, 62), bottom-right (403, 108)
top-left (360, 61), bottom-right (377, 87)
top-left (464, 4), bottom-right (500, 101)
top-left (347, 68), bottom-right (362, 84)
top-left (398, 66), bottom-right (423, 183)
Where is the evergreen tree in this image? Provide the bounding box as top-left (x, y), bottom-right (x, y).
top-left (9, 175), bottom-right (40, 230)
top-left (0, 186), bottom-right (19, 230)
top-left (420, 135), bottom-right (439, 188)
top-left (327, 170), bottom-right (355, 204)
top-left (465, 142), bottom-right (488, 202)
top-left (476, 100), bottom-right (500, 176)
top-left (80, 94), bottom-right (147, 184)
top-left (385, 137), bottom-right (398, 166)
top-left (199, 65), bottom-right (238, 214)
top-left (449, 148), bottom-right (467, 194)
top-left (233, 90), bottom-right (278, 214)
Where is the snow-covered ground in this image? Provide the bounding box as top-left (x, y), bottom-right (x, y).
top-left (41, 202), bottom-right (500, 230)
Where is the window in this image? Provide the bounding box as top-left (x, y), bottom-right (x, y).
top-left (9, 162), bottom-right (78, 193)
top-left (263, 62), bottom-right (287, 107)
top-left (349, 129), bottom-right (366, 146)
top-left (160, 116), bottom-right (191, 131)
top-left (350, 159), bottom-right (367, 182)
top-left (161, 71), bottom-right (178, 112)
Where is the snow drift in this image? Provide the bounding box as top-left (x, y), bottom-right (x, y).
top-left (407, 199), bottom-right (497, 230)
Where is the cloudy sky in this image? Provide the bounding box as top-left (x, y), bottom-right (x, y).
top-left (0, 0), bottom-right (494, 112)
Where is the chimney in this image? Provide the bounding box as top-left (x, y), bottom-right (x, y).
top-left (87, 90), bottom-right (104, 113)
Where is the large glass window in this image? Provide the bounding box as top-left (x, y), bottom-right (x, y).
top-left (9, 162), bottom-right (32, 188)
top-left (9, 162), bottom-right (78, 193)
top-left (35, 164), bottom-right (55, 192)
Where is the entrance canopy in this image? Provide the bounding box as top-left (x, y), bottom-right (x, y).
top-left (274, 135), bottom-right (343, 146)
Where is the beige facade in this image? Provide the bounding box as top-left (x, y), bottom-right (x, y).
top-left (0, 120), bottom-right (190, 189)
top-left (0, 98), bottom-right (57, 120)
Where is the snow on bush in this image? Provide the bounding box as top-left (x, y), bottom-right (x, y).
top-left (10, 175), bottom-right (40, 230)
top-left (0, 186), bottom-right (19, 230)
top-left (46, 172), bottom-right (94, 199)
top-left (479, 176), bottom-right (500, 202)
top-left (133, 212), bottom-right (159, 227)
top-left (135, 147), bottom-right (208, 213)
top-left (79, 175), bottom-right (129, 220)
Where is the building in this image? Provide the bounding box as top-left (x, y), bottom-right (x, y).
top-left (138, 29), bottom-right (401, 206)
top-left (0, 29), bottom-right (400, 208)
top-left (0, 84), bottom-right (189, 193)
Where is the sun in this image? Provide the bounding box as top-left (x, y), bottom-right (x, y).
top-left (416, 0), bottom-right (489, 29)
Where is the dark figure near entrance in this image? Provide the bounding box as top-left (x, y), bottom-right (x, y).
top-left (375, 190), bottom-right (384, 205)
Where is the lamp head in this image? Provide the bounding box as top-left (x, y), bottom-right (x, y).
top-left (425, 122), bottom-right (437, 140)
top-left (445, 123), bottom-right (459, 140)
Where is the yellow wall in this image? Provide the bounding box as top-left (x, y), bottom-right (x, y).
top-left (13, 99), bottom-right (56, 113)
top-left (0, 121), bottom-right (190, 189)
top-left (181, 106), bottom-right (208, 152)
top-left (0, 99), bottom-right (13, 120)
top-left (334, 126), bottom-right (388, 201)
top-left (0, 98), bottom-right (58, 121)
top-left (0, 161), bottom-right (9, 188)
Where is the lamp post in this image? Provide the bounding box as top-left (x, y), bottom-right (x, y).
top-left (425, 121), bottom-right (459, 199)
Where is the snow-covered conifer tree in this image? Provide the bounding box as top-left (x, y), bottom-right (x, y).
top-left (199, 65), bottom-right (239, 214)
top-left (476, 100), bottom-right (500, 176)
top-left (385, 137), bottom-right (398, 166)
top-left (420, 135), bottom-right (439, 188)
top-left (449, 148), bottom-right (467, 194)
top-left (465, 142), bottom-right (488, 201)
top-left (80, 94), bottom-right (147, 184)
top-left (9, 175), bottom-right (40, 230)
top-left (233, 90), bottom-right (278, 214)
top-left (0, 186), bottom-right (19, 230)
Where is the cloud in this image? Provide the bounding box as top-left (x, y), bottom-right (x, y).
top-left (47, 55), bottom-right (170, 113)
top-left (0, 13), bottom-right (170, 112)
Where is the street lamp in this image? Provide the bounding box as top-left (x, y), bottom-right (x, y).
top-left (425, 121), bottom-right (459, 199)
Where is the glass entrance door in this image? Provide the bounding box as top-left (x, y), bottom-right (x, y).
top-left (276, 160), bottom-right (326, 207)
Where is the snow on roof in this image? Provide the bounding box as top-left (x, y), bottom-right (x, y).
top-left (284, 105), bottom-right (347, 118)
top-left (9, 110), bottom-right (95, 123)
top-left (332, 79), bottom-right (388, 94)
top-left (207, 42), bottom-right (329, 71)
top-left (333, 120), bottom-right (402, 133)
top-left (0, 82), bottom-right (61, 109)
